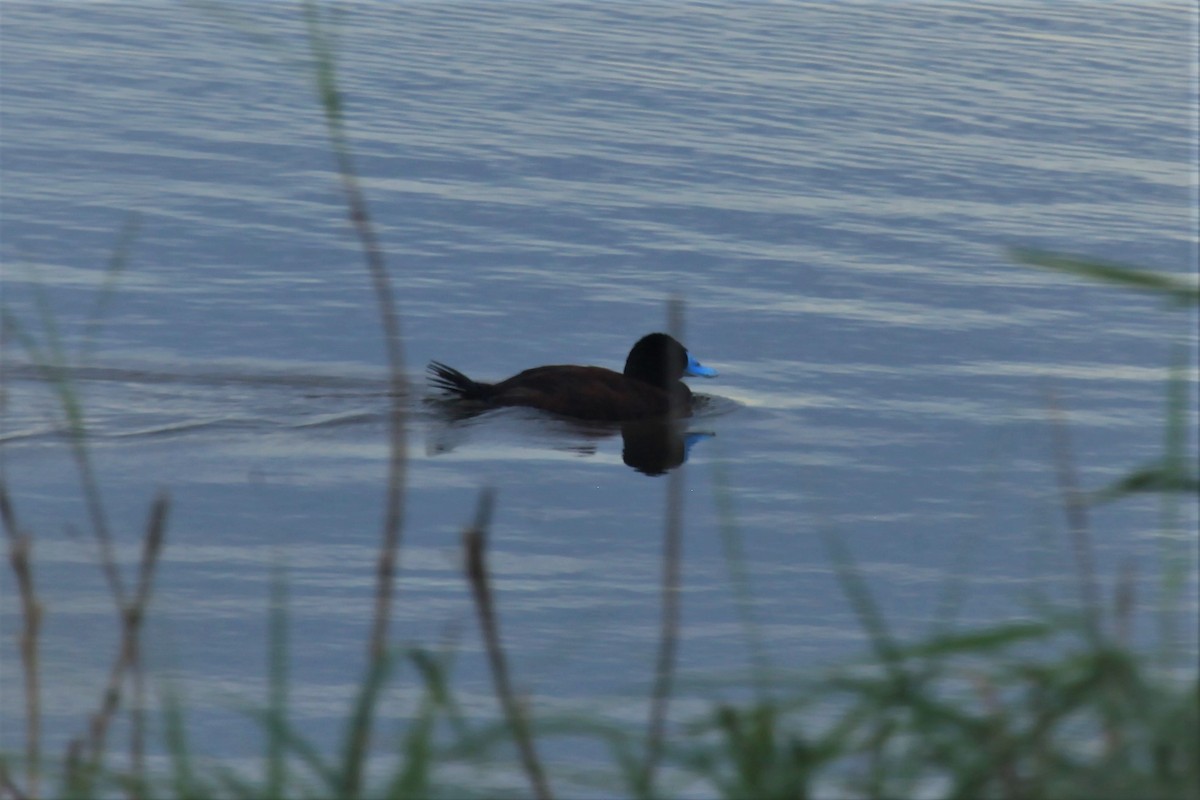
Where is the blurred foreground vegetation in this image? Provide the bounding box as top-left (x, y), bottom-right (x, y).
top-left (2, 249), bottom-right (1195, 800)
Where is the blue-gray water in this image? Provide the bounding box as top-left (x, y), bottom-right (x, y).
top-left (2, 0), bottom-right (1197, 788)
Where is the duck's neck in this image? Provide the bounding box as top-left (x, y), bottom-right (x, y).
top-left (624, 359), bottom-right (676, 389)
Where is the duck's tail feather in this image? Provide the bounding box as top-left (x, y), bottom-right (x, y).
top-left (427, 361), bottom-right (493, 401)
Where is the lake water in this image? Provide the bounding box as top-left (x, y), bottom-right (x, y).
top-left (2, 0), bottom-right (1197, 789)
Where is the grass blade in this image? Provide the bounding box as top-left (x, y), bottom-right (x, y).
top-left (1008, 247), bottom-right (1200, 305)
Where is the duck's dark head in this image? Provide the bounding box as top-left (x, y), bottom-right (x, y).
top-left (623, 332), bottom-right (718, 390)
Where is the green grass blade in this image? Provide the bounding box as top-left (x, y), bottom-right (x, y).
top-left (710, 451), bottom-right (772, 700)
top-left (1008, 247), bottom-right (1200, 305)
top-left (77, 213), bottom-right (140, 363)
top-left (1156, 344), bottom-right (1195, 666)
top-left (819, 528), bottom-right (906, 684)
top-left (1090, 462), bottom-right (1200, 504)
top-left (894, 620), bottom-right (1058, 660)
top-left (161, 682), bottom-right (203, 800)
top-left (336, 650), bottom-right (396, 800)
top-left (244, 707), bottom-right (336, 790)
top-left (266, 562), bottom-right (289, 798)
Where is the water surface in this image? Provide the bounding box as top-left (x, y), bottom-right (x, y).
top-left (2, 0), bottom-right (1197, 782)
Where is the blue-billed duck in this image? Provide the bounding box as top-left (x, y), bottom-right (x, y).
top-left (427, 332), bottom-right (717, 422)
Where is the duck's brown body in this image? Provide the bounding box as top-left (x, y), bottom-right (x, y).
top-left (427, 333), bottom-right (716, 423)
top-left (431, 364), bottom-right (691, 421)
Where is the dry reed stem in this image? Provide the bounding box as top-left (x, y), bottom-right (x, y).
top-left (642, 298), bottom-right (687, 792)
top-left (83, 491), bottom-right (169, 768)
top-left (304, 7), bottom-right (409, 793)
top-left (463, 489), bottom-right (553, 800)
top-left (128, 491), bottom-right (168, 795)
top-left (1, 485), bottom-right (42, 799)
top-left (0, 761), bottom-right (31, 800)
top-left (305, 3), bottom-right (410, 670)
top-left (329, 141), bottom-right (410, 666)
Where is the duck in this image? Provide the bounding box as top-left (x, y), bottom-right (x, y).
top-left (427, 332), bottom-right (718, 422)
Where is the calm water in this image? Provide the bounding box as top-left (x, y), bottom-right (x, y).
top-left (2, 0), bottom-right (1197, 784)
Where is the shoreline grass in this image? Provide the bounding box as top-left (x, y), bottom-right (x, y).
top-left (3, 249), bottom-right (1194, 798)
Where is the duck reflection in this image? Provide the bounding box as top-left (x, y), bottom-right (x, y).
top-left (619, 418), bottom-right (712, 475)
top-left (425, 402), bottom-right (713, 476)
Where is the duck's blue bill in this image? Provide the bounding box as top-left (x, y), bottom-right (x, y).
top-left (685, 352), bottom-right (718, 378)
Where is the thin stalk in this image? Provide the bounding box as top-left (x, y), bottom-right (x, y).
top-left (84, 492), bottom-right (169, 767)
top-left (0, 761), bottom-right (31, 800)
top-left (72, 439), bottom-right (125, 609)
top-left (77, 213), bottom-right (140, 364)
top-left (130, 659), bottom-right (146, 800)
top-left (642, 298), bottom-right (687, 795)
top-left (128, 492), bottom-right (169, 796)
top-left (337, 652), bottom-right (395, 800)
top-left (265, 562), bottom-right (289, 799)
top-left (1156, 343), bottom-right (1191, 663)
top-left (463, 489), bottom-right (553, 800)
top-left (1114, 558), bottom-right (1136, 648)
top-left (1044, 390), bottom-right (1102, 641)
top-left (710, 452), bottom-right (771, 699)
top-left (302, 0), bottom-right (408, 667)
top-left (1, 485), bottom-right (41, 799)
top-left (303, 5), bottom-right (410, 791)
top-left (820, 527), bottom-right (906, 684)
top-left (161, 683), bottom-right (197, 800)
top-left (972, 674), bottom-right (1023, 800)
top-left (2, 297), bottom-right (126, 608)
